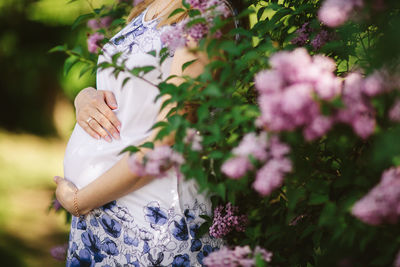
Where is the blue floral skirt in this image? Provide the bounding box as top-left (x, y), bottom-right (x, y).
top-left (66, 199), bottom-right (221, 266)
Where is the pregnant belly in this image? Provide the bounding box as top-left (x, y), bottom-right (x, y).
top-left (63, 124), bottom-right (147, 189)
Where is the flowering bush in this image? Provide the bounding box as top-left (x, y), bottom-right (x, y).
top-left (52, 0), bottom-right (400, 266)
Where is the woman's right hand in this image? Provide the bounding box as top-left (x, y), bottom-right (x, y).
top-left (75, 87), bottom-right (121, 142)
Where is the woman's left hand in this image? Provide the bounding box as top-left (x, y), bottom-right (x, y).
top-left (54, 176), bottom-right (78, 215)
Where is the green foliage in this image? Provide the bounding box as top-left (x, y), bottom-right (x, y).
top-left (58, 0), bottom-right (400, 266)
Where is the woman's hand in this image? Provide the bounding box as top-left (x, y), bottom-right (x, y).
top-left (53, 176), bottom-right (79, 216)
top-left (75, 87), bottom-right (121, 142)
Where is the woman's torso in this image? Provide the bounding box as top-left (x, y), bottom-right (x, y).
top-left (64, 8), bottom-right (221, 266)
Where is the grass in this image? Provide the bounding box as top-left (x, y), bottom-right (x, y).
top-left (0, 98), bottom-right (75, 266)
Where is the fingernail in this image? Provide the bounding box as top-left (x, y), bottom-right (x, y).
top-left (95, 134), bottom-right (100, 140)
top-left (117, 125), bottom-right (121, 131)
top-left (113, 132), bottom-right (120, 140)
top-left (104, 135), bottom-right (112, 143)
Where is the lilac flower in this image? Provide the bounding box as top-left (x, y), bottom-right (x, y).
top-left (186, 22), bottom-right (210, 42)
top-left (232, 132), bottom-right (268, 161)
top-left (87, 16), bottom-right (113, 30)
top-left (209, 203), bottom-right (247, 238)
top-left (395, 250), bottom-right (400, 267)
top-left (389, 99), bottom-right (400, 122)
top-left (128, 146), bottom-right (184, 178)
top-left (203, 245), bottom-right (273, 267)
top-left (291, 23), bottom-right (311, 46)
top-left (221, 132), bottom-right (268, 179)
top-left (133, 0), bottom-right (144, 5)
top-left (52, 199), bottom-right (62, 211)
top-left (255, 70), bottom-right (285, 94)
top-left (311, 30), bottom-right (331, 50)
top-left (252, 136), bottom-right (292, 196)
top-left (160, 22), bottom-right (187, 52)
top-left (351, 167), bottom-right (400, 225)
top-left (336, 72), bottom-right (376, 139)
top-left (221, 156), bottom-right (253, 179)
top-left (318, 0), bottom-right (364, 27)
top-left (255, 48), bottom-right (340, 140)
top-left (362, 70), bottom-right (386, 97)
top-left (184, 128), bottom-right (203, 151)
top-left (253, 157), bottom-right (292, 196)
top-left (87, 32), bottom-right (104, 53)
top-left (50, 243), bottom-right (68, 261)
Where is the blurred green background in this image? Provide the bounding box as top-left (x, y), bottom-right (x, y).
top-left (0, 0), bottom-right (110, 266)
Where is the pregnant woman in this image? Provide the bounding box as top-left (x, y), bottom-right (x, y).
top-left (53, 0), bottom-right (238, 266)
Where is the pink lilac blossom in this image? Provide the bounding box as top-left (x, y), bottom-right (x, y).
top-left (87, 32), bottom-right (104, 53)
top-left (133, 0), bottom-right (144, 5)
top-left (52, 199), bottom-right (62, 211)
top-left (128, 146), bottom-right (185, 178)
top-left (87, 16), bottom-right (113, 30)
top-left (221, 132), bottom-right (268, 179)
top-left (221, 156), bottom-right (253, 179)
top-left (255, 48), bottom-right (339, 140)
top-left (318, 0), bottom-right (364, 27)
top-left (203, 245), bottom-right (273, 267)
top-left (336, 72), bottom-right (376, 139)
top-left (389, 99), bottom-right (400, 122)
top-left (50, 243), bottom-right (68, 261)
top-left (351, 167), bottom-right (400, 225)
top-left (362, 70), bottom-right (386, 97)
top-left (160, 22), bottom-right (187, 53)
top-left (184, 128), bottom-right (203, 151)
top-left (209, 203), bottom-right (247, 238)
top-left (161, 0), bottom-right (231, 51)
top-left (394, 250), bottom-right (400, 267)
top-left (252, 136), bottom-right (292, 196)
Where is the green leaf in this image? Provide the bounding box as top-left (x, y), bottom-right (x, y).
top-left (182, 0), bottom-right (190, 9)
top-left (79, 65), bottom-right (93, 78)
top-left (182, 59), bottom-right (197, 72)
top-left (48, 44), bottom-right (67, 53)
top-left (139, 142), bottom-right (154, 149)
top-left (71, 13), bottom-right (94, 30)
top-left (308, 193), bottom-right (329, 205)
top-left (119, 146), bottom-right (140, 155)
top-left (147, 50), bottom-right (157, 57)
top-left (168, 8), bottom-right (186, 18)
top-left (64, 56), bottom-right (78, 76)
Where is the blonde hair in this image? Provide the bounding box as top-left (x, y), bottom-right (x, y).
top-left (127, 0), bottom-right (187, 27)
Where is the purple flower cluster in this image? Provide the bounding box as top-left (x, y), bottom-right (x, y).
top-left (389, 99), bottom-right (400, 122)
top-left (87, 16), bottom-right (113, 30)
top-left (351, 167), bottom-right (400, 225)
top-left (336, 72), bottom-right (380, 139)
top-left (292, 23), bottom-right (333, 50)
top-left (160, 0), bottom-right (231, 51)
top-left (87, 32), bottom-right (104, 53)
top-left (52, 199), bottom-right (62, 211)
top-left (291, 23), bottom-right (311, 46)
top-left (255, 48), bottom-right (340, 140)
top-left (209, 203), bottom-right (247, 238)
top-left (50, 243), bottom-right (68, 261)
top-left (253, 136), bottom-right (292, 196)
top-left (183, 128), bottom-right (203, 151)
top-left (318, 0), bottom-right (364, 27)
top-left (128, 146), bottom-right (185, 178)
top-left (310, 30), bottom-right (332, 50)
top-left (221, 132), bottom-right (268, 179)
top-left (203, 245), bottom-right (273, 267)
top-left (221, 132), bottom-right (292, 196)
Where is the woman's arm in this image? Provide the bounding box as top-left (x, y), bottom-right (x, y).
top-left (55, 43), bottom-right (208, 216)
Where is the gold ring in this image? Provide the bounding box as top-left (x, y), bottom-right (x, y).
top-left (86, 117), bottom-right (93, 124)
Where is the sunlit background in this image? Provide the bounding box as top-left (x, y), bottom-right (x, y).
top-left (0, 0), bottom-right (112, 266)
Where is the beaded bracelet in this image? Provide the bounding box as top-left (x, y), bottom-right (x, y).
top-left (73, 188), bottom-right (80, 217)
